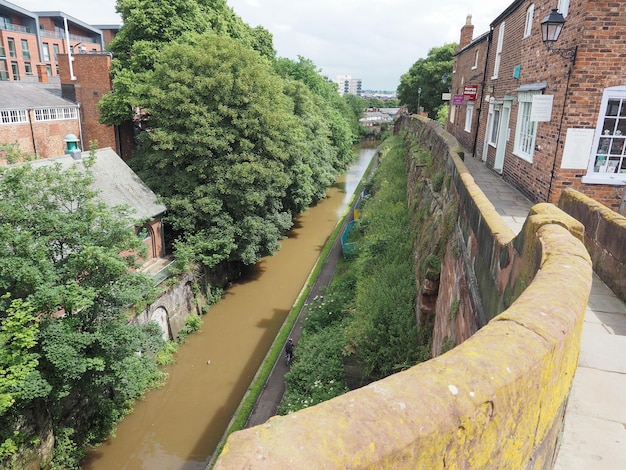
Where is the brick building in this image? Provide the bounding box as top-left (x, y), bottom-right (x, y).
top-left (0, 0), bottom-right (119, 82)
top-left (0, 80), bottom-right (80, 159)
top-left (447, 0), bottom-right (626, 213)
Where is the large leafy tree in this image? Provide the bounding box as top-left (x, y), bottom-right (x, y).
top-left (129, 34), bottom-right (309, 268)
top-left (398, 43), bottom-right (456, 118)
top-left (0, 160), bottom-right (164, 465)
top-left (100, 0), bottom-right (275, 124)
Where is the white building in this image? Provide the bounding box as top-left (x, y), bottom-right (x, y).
top-left (334, 75), bottom-right (362, 96)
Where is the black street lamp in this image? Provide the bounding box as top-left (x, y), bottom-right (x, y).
top-left (417, 87), bottom-right (422, 112)
top-left (541, 8), bottom-right (577, 64)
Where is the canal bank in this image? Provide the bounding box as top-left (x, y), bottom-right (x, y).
top-left (82, 144), bottom-right (378, 470)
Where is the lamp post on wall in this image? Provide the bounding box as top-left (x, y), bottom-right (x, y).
top-left (417, 87), bottom-right (422, 113)
top-left (541, 8), bottom-right (577, 64)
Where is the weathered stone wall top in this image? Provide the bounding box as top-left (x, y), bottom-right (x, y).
top-left (559, 188), bottom-right (626, 302)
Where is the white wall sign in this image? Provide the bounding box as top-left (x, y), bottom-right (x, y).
top-left (531, 94), bottom-right (554, 122)
top-left (561, 128), bottom-right (595, 169)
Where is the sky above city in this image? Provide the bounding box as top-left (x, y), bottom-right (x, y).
top-left (17, 0), bottom-right (512, 91)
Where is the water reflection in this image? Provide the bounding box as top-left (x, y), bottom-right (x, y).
top-left (82, 144), bottom-right (377, 470)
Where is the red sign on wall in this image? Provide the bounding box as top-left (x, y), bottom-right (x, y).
top-left (463, 85), bottom-right (478, 101)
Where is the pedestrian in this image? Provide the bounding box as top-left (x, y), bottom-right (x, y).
top-left (285, 338), bottom-right (294, 365)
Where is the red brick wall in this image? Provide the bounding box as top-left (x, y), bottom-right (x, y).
top-left (59, 54), bottom-right (117, 152)
top-left (450, 0), bottom-right (626, 212)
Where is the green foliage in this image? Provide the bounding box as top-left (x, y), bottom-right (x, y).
top-left (0, 162), bottom-right (167, 464)
top-left (100, 0), bottom-right (276, 124)
top-left (450, 299), bottom-right (460, 320)
top-left (432, 171), bottom-right (444, 192)
top-left (0, 143), bottom-right (33, 164)
top-left (441, 337), bottom-right (456, 354)
top-left (177, 314), bottom-right (202, 342)
top-left (279, 323), bottom-right (349, 414)
top-left (156, 341), bottom-right (179, 366)
top-left (0, 298), bottom-right (40, 416)
top-left (346, 137), bottom-right (421, 379)
top-left (437, 103), bottom-right (449, 125)
top-left (398, 43), bottom-right (456, 118)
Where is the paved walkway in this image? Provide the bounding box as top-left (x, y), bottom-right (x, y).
top-left (463, 155), bottom-right (626, 469)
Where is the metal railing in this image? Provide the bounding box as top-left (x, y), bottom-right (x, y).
top-left (39, 30), bottom-right (100, 45)
top-left (152, 260), bottom-right (175, 286)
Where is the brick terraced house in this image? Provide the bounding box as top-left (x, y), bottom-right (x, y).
top-left (447, 0), bottom-right (626, 214)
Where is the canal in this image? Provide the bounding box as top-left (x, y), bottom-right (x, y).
top-left (82, 143), bottom-right (378, 469)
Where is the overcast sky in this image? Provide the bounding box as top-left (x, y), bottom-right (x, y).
top-left (17, 0), bottom-right (512, 91)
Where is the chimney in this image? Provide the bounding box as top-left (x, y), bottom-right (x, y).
top-left (459, 14), bottom-right (474, 49)
top-left (36, 64), bottom-right (48, 83)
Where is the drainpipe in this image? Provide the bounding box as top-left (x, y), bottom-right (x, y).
top-left (471, 27), bottom-right (494, 158)
top-left (547, 48), bottom-right (577, 203)
top-left (64, 16), bottom-right (76, 80)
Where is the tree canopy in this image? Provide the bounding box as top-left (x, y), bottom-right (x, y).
top-left (128, 34), bottom-right (354, 269)
top-left (397, 43), bottom-right (456, 118)
top-left (0, 160), bottom-right (165, 466)
top-left (100, 0), bottom-right (275, 125)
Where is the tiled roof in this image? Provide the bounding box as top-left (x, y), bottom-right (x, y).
top-left (0, 82), bottom-right (74, 109)
top-left (26, 147), bottom-right (167, 221)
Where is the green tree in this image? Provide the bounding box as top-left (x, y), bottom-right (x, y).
top-left (129, 34), bottom-right (307, 268)
top-left (100, 0), bottom-right (275, 124)
top-left (0, 160), bottom-right (165, 466)
top-left (397, 43), bottom-right (456, 118)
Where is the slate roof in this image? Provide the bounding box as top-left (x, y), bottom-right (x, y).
top-left (0, 82), bottom-right (71, 109)
top-left (25, 147), bottom-right (167, 221)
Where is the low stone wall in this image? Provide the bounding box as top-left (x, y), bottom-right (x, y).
top-left (213, 122), bottom-right (593, 469)
top-left (559, 188), bottom-right (626, 303)
top-left (131, 273), bottom-right (197, 340)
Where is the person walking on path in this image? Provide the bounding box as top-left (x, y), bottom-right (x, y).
top-left (285, 338), bottom-right (295, 366)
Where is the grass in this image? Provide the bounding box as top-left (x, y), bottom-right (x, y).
top-left (207, 150), bottom-right (378, 468)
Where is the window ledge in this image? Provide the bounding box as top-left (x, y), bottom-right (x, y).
top-left (512, 150), bottom-right (533, 164)
top-left (581, 174), bottom-right (626, 186)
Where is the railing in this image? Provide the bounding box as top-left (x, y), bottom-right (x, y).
top-left (152, 260), bottom-right (174, 286)
top-left (341, 220), bottom-right (358, 259)
top-left (39, 30), bottom-right (100, 45)
top-left (0, 23), bottom-right (33, 34)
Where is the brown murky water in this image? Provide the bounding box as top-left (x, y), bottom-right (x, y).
top-left (82, 144), bottom-right (377, 469)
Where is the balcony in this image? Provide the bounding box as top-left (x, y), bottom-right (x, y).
top-left (0, 23), bottom-right (32, 34)
top-left (39, 29), bottom-right (100, 45)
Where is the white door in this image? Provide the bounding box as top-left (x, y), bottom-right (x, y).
top-left (494, 101), bottom-right (511, 173)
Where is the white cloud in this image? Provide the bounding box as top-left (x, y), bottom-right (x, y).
top-left (16, 0), bottom-right (511, 90)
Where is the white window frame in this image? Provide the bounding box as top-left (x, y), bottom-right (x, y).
top-left (0, 109), bottom-right (28, 124)
top-left (472, 50), bottom-right (479, 70)
top-left (34, 107), bottom-right (78, 122)
top-left (492, 21), bottom-right (505, 79)
top-left (489, 106), bottom-right (502, 146)
top-left (513, 91), bottom-right (540, 162)
top-left (524, 5), bottom-right (535, 38)
top-left (582, 86), bottom-right (626, 185)
top-left (449, 102), bottom-right (455, 123)
top-left (558, 0), bottom-right (570, 17)
top-left (464, 103), bottom-right (474, 132)
top-left (42, 42), bottom-right (50, 62)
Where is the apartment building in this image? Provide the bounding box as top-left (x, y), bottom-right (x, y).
top-left (0, 0), bottom-right (106, 82)
top-left (448, 0), bottom-right (626, 213)
top-left (335, 74), bottom-right (363, 96)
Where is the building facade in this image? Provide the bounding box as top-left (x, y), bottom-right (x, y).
top-left (447, 0), bottom-right (626, 213)
top-left (0, 0), bottom-right (114, 82)
top-left (335, 74), bottom-right (363, 96)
